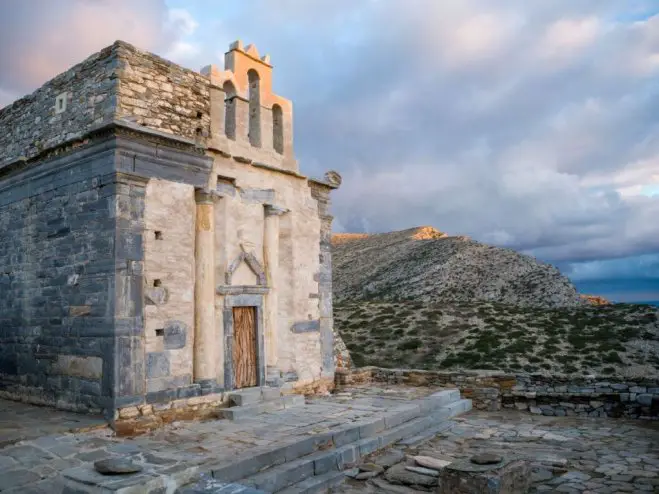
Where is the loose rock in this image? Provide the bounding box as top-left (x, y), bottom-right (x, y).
top-left (374, 449), bottom-right (406, 468)
top-left (359, 463), bottom-right (385, 473)
top-left (384, 463), bottom-right (439, 487)
top-left (405, 465), bottom-right (440, 477)
top-left (470, 453), bottom-right (503, 465)
top-left (94, 458), bottom-right (143, 475)
top-left (355, 471), bottom-right (380, 480)
top-left (414, 455), bottom-right (451, 470)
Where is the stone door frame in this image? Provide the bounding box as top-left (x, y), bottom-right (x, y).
top-left (220, 290), bottom-right (266, 390)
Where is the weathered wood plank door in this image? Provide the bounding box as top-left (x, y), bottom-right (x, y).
top-left (232, 306), bottom-right (258, 388)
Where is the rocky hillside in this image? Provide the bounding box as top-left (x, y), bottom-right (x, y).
top-left (332, 227), bottom-right (583, 308)
top-left (331, 227), bottom-right (659, 377)
top-left (335, 300), bottom-right (659, 377)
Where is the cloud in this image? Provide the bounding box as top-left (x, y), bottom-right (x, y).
top-left (0, 0), bottom-right (194, 102)
top-left (165, 8), bottom-right (198, 37)
top-left (1, 0), bottom-right (658, 293)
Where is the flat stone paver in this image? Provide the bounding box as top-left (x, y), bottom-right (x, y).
top-left (0, 399), bottom-right (105, 448)
top-left (0, 386), bottom-right (442, 492)
top-left (335, 410), bottom-right (659, 493)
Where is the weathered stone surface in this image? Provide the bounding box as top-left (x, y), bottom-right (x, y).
top-left (94, 458), bottom-right (144, 475)
top-left (374, 449), bottom-right (406, 468)
top-left (384, 463), bottom-right (438, 487)
top-left (358, 463), bottom-right (384, 473)
top-left (414, 455), bottom-right (451, 470)
top-left (146, 352), bottom-right (170, 379)
top-left (145, 286), bottom-right (168, 306)
top-left (1, 469), bottom-right (42, 490)
top-left (163, 321), bottom-right (188, 350)
top-left (439, 458), bottom-right (531, 494)
top-left (355, 471), bottom-right (379, 480)
top-left (471, 453), bottom-right (503, 465)
top-left (52, 355), bottom-right (103, 380)
top-left (336, 367), bottom-right (659, 419)
top-left (405, 465), bottom-right (440, 477)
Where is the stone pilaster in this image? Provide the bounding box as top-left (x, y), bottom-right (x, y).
top-left (194, 189), bottom-right (216, 388)
top-left (107, 171), bottom-right (149, 415)
top-left (263, 204), bottom-right (289, 384)
top-left (309, 178), bottom-right (340, 378)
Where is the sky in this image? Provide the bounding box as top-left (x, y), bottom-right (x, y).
top-left (1, 1), bottom-right (658, 303)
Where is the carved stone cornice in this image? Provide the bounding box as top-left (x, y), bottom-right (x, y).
top-left (264, 204), bottom-right (289, 217)
top-left (194, 188), bottom-right (214, 204)
top-left (216, 285), bottom-right (270, 296)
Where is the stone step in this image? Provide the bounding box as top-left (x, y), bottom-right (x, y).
top-left (419, 389), bottom-right (461, 412)
top-left (277, 470), bottom-right (346, 494)
top-left (228, 387), bottom-right (284, 407)
top-left (232, 398), bottom-right (472, 493)
top-left (397, 420), bottom-right (456, 447)
top-left (240, 448), bottom-right (341, 492)
top-left (220, 395), bottom-right (305, 421)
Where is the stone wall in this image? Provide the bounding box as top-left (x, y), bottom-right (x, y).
top-left (336, 367), bottom-right (659, 419)
top-left (143, 179), bottom-right (196, 394)
top-left (503, 375), bottom-right (659, 419)
top-left (114, 42), bottom-right (211, 142)
top-left (207, 154), bottom-right (330, 389)
top-left (1, 39), bottom-right (297, 174)
top-left (0, 37), bottom-right (340, 417)
top-left (0, 139), bottom-right (125, 414)
top-left (0, 45), bottom-right (118, 168)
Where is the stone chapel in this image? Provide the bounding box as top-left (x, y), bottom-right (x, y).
top-left (0, 40), bottom-right (341, 420)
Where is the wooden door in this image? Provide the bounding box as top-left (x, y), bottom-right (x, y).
top-left (232, 306), bottom-right (258, 388)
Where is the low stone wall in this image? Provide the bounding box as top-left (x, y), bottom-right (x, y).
top-left (504, 375), bottom-right (659, 419)
top-left (335, 367), bottom-right (659, 419)
top-left (335, 367), bottom-right (514, 412)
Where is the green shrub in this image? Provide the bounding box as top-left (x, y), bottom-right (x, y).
top-left (398, 339), bottom-right (422, 351)
top-left (351, 352), bottom-right (366, 367)
top-left (602, 351), bottom-right (623, 364)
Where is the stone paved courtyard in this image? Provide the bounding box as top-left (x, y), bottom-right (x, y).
top-left (336, 410), bottom-right (659, 493)
top-left (0, 388), bottom-right (657, 493)
top-left (0, 385), bottom-right (444, 492)
top-left (0, 399), bottom-right (105, 448)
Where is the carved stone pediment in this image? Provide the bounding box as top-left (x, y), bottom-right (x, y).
top-left (225, 247), bottom-right (266, 286)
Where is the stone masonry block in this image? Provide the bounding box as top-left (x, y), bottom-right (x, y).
top-left (146, 352), bottom-right (170, 379)
top-left (439, 456), bottom-right (531, 494)
top-left (163, 321), bottom-right (187, 350)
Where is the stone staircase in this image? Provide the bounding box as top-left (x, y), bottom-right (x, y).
top-left (221, 387), bottom-right (306, 421)
top-left (179, 389), bottom-right (471, 493)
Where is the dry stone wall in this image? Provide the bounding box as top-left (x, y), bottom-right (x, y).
top-left (114, 42), bottom-right (211, 141)
top-left (505, 375), bottom-right (659, 419)
top-left (0, 45), bottom-right (119, 168)
top-left (336, 367), bottom-right (659, 419)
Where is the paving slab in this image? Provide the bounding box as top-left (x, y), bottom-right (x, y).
top-left (0, 399), bottom-right (105, 447)
top-left (0, 385), bottom-right (445, 492)
top-left (334, 409), bottom-right (659, 494)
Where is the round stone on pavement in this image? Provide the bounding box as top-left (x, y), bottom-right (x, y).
top-left (94, 458), bottom-right (144, 475)
top-left (470, 453), bottom-right (503, 465)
